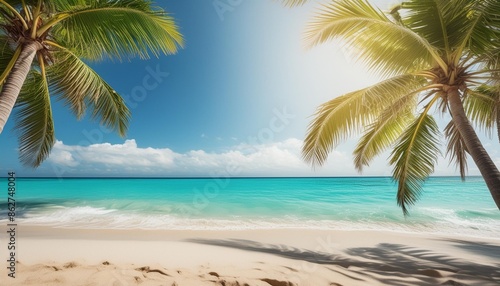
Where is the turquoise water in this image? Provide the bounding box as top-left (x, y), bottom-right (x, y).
top-left (1, 177), bottom-right (499, 238)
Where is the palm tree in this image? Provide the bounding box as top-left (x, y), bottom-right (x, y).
top-left (0, 0), bottom-right (183, 167)
top-left (282, 0), bottom-right (500, 214)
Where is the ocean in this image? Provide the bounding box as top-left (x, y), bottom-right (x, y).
top-left (1, 177), bottom-right (499, 238)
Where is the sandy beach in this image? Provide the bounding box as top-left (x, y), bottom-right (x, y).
top-left (0, 226), bottom-right (498, 285)
top-left (2, 0), bottom-right (500, 285)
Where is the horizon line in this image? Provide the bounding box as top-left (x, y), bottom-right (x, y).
top-left (1, 175), bottom-right (483, 179)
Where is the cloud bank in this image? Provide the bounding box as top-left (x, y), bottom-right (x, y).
top-left (45, 137), bottom-right (470, 177)
top-left (46, 138), bottom-right (362, 177)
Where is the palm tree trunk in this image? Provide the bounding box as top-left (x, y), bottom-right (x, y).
top-left (0, 41), bottom-right (42, 133)
top-left (448, 87), bottom-right (500, 209)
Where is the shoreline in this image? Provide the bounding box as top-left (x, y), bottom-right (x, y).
top-left (5, 217), bottom-right (499, 240)
top-left (1, 226), bottom-right (499, 285)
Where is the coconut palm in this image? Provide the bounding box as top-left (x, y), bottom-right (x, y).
top-left (283, 0), bottom-right (500, 214)
top-left (0, 0), bottom-right (183, 167)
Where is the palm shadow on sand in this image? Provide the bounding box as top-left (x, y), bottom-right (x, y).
top-left (186, 238), bottom-right (500, 286)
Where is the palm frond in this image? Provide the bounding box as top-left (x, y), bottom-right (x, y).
top-left (354, 93), bottom-right (417, 172)
top-left (464, 86), bottom-right (499, 135)
top-left (14, 69), bottom-right (55, 167)
top-left (0, 0), bottom-right (28, 29)
top-left (277, 0), bottom-right (310, 7)
top-left (455, 0), bottom-right (500, 62)
top-left (486, 43), bottom-right (500, 71)
top-left (45, 0), bottom-right (183, 60)
top-left (47, 46), bottom-right (130, 136)
top-left (0, 5), bottom-right (13, 22)
top-left (306, 0), bottom-right (446, 77)
top-left (5, 0), bottom-right (88, 14)
top-left (444, 120), bottom-right (468, 180)
top-left (3, 0), bottom-right (38, 6)
top-left (389, 112), bottom-right (441, 215)
top-left (386, 3), bottom-right (401, 22)
top-left (480, 42), bottom-right (500, 86)
top-left (0, 36), bottom-right (17, 85)
top-left (44, 0), bottom-right (87, 13)
top-left (401, 0), bottom-right (471, 58)
top-left (303, 74), bottom-right (428, 167)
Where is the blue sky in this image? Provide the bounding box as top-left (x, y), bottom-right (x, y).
top-left (1, 0), bottom-right (499, 177)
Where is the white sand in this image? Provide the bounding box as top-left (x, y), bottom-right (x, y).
top-left (0, 226), bottom-right (499, 285)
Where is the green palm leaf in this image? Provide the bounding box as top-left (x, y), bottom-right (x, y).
top-left (485, 44), bottom-right (500, 72)
top-left (0, 43), bottom-right (11, 70)
top-left (0, 35), bottom-right (16, 84)
top-left (46, 0), bottom-right (183, 60)
top-left (0, 5), bottom-right (12, 23)
top-left (0, 0), bottom-right (183, 168)
top-left (444, 120), bottom-right (469, 180)
top-left (4, 0), bottom-right (90, 14)
top-left (390, 112), bottom-right (441, 215)
top-left (354, 93), bottom-right (417, 172)
top-left (402, 0), bottom-right (451, 51)
top-left (303, 74), bottom-right (428, 167)
top-left (277, 0), bottom-right (309, 7)
top-left (402, 0), bottom-right (474, 57)
top-left (464, 86), bottom-right (499, 135)
top-left (47, 47), bottom-right (130, 136)
top-left (3, 0), bottom-right (37, 5)
top-left (0, 1), bottom-right (27, 22)
top-left (50, 0), bottom-right (99, 12)
top-left (306, 0), bottom-right (446, 77)
top-left (455, 0), bottom-right (500, 58)
top-left (14, 69), bottom-right (55, 167)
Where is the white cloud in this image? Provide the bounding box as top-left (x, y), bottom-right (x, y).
top-left (47, 146), bottom-right (79, 167)
top-left (48, 140), bottom-right (178, 175)
top-left (45, 138), bottom-right (355, 177)
top-left (45, 138), bottom-right (470, 177)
